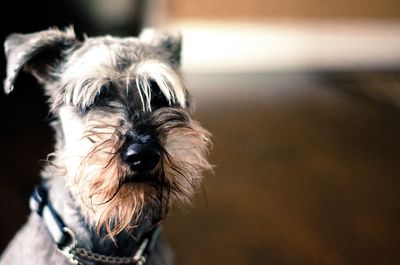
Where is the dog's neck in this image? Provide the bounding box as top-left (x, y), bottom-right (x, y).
top-left (44, 176), bottom-right (154, 257)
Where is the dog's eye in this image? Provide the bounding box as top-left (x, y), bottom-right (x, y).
top-left (80, 83), bottom-right (114, 114)
top-left (150, 81), bottom-right (170, 109)
top-left (93, 83), bottom-right (113, 106)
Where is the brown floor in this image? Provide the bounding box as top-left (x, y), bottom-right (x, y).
top-left (164, 72), bottom-right (400, 265)
top-left (1, 71), bottom-right (400, 265)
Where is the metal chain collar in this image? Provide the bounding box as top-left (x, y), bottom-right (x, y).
top-left (62, 246), bottom-right (147, 265)
top-left (59, 227), bottom-right (157, 265)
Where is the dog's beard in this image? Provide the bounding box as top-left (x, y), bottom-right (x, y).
top-left (66, 108), bottom-right (212, 239)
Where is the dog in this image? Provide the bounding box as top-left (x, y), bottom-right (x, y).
top-left (0, 27), bottom-right (212, 265)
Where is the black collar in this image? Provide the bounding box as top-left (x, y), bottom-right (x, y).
top-left (30, 185), bottom-right (160, 265)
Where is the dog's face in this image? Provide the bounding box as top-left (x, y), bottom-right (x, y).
top-left (4, 28), bottom-right (211, 238)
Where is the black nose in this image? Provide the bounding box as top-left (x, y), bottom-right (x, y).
top-left (122, 141), bottom-right (161, 172)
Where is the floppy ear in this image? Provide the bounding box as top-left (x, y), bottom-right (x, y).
top-left (139, 29), bottom-right (182, 67)
top-left (3, 27), bottom-right (77, 94)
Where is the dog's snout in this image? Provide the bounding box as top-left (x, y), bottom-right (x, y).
top-left (122, 135), bottom-right (161, 172)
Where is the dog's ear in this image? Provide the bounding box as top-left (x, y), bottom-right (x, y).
top-left (139, 29), bottom-right (182, 67)
top-left (3, 27), bottom-right (77, 94)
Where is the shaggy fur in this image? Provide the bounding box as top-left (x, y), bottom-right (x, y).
top-left (0, 27), bottom-right (211, 265)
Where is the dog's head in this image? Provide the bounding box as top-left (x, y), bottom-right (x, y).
top-left (3, 27), bottom-right (212, 238)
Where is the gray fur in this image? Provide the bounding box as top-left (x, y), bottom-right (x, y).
top-left (1, 27), bottom-right (211, 265)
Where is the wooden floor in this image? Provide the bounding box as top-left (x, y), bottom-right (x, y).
top-left (1, 71), bottom-right (400, 264)
top-left (165, 71), bottom-right (400, 265)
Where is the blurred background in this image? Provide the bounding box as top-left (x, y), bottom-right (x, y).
top-left (1, 1), bottom-right (400, 264)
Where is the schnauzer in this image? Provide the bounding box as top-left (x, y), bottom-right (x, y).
top-left (0, 27), bottom-right (211, 265)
